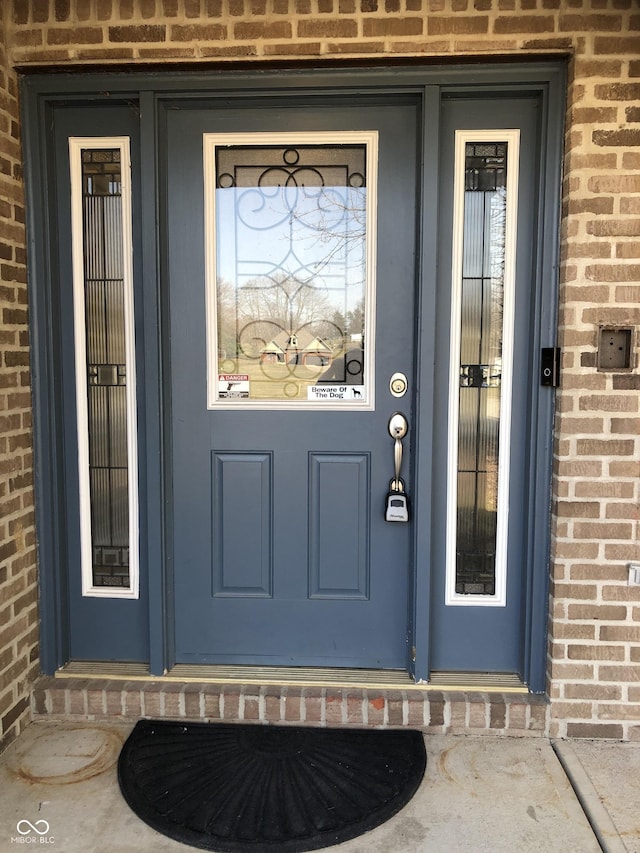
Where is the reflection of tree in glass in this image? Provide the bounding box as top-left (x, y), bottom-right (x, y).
top-left (286, 186), bottom-right (367, 284)
top-left (216, 277), bottom-right (238, 359)
top-left (236, 273), bottom-right (334, 357)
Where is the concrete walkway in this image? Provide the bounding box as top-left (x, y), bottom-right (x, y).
top-left (0, 721), bottom-right (638, 852)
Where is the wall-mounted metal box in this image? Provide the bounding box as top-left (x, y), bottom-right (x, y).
top-left (598, 327), bottom-right (633, 371)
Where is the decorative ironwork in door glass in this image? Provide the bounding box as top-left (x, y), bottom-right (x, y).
top-left (70, 139), bottom-right (138, 598)
top-left (454, 142), bottom-right (509, 597)
top-left (81, 149), bottom-right (131, 588)
top-left (209, 138), bottom-right (373, 407)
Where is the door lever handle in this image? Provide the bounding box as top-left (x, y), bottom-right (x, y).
top-left (388, 412), bottom-right (408, 492)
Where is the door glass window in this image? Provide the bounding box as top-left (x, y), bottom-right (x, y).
top-left (446, 131), bottom-right (520, 607)
top-left (69, 139), bottom-right (139, 599)
top-left (204, 133), bottom-right (378, 409)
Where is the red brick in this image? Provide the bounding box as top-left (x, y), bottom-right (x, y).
top-left (406, 695), bottom-right (425, 726)
top-left (603, 584), bottom-right (640, 601)
top-left (567, 604), bottom-right (628, 620)
top-left (568, 644), bottom-right (625, 661)
top-left (600, 666), bottom-right (640, 682)
top-left (517, 34), bottom-right (568, 49)
top-left (506, 701), bottom-right (527, 731)
top-left (427, 698), bottom-right (445, 727)
top-left (559, 13), bottom-right (622, 32)
top-left (96, 0), bottom-right (113, 19)
top-left (104, 688), bottom-right (122, 716)
top-left (234, 21), bottom-right (291, 39)
top-left (576, 436), bottom-right (635, 452)
top-left (47, 27), bottom-right (103, 45)
top-left (303, 689), bottom-right (322, 722)
top-left (556, 501), bottom-right (599, 518)
top-left (572, 107), bottom-right (618, 125)
top-left (74, 47), bottom-right (135, 59)
top-left (427, 15), bottom-right (488, 33)
top-left (243, 695), bottom-right (260, 721)
top-left (54, 0), bottom-right (70, 21)
top-left (108, 25), bottom-right (166, 42)
top-left (587, 219), bottom-right (640, 237)
top-left (606, 544), bottom-right (640, 561)
top-left (575, 481), bottom-right (634, 498)
top-left (363, 17), bottom-right (423, 36)
top-left (171, 25), bottom-right (226, 40)
top-left (595, 83), bottom-right (640, 101)
top-left (612, 375), bottom-right (640, 392)
top-left (264, 691), bottom-right (281, 723)
top-left (222, 691), bottom-right (240, 720)
top-left (346, 692), bottom-right (364, 725)
top-left (284, 692), bottom-right (301, 721)
top-left (203, 691), bottom-right (221, 719)
top-left (587, 264), bottom-right (640, 282)
top-left (594, 130), bottom-right (640, 148)
top-left (551, 621), bottom-right (597, 640)
top-left (594, 36), bottom-right (640, 55)
top-left (528, 702), bottom-right (547, 732)
top-left (122, 684), bottom-right (142, 717)
top-left (325, 692), bottom-right (343, 724)
top-left (297, 19), bottom-right (357, 37)
top-left (574, 521), bottom-right (632, 540)
top-left (368, 695), bottom-right (385, 725)
top-left (142, 689), bottom-right (161, 717)
top-left (565, 683), bottom-right (621, 700)
top-left (494, 15), bottom-right (555, 33)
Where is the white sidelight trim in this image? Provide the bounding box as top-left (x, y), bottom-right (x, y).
top-left (203, 131), bottom-right (378, 411)
top-left (69, 137), bottom-right (139, 599)
top-left (445, 129), bottom-right (520, 608)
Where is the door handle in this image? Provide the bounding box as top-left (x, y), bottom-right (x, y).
top-left (388, 412), bottom-right (408, 493)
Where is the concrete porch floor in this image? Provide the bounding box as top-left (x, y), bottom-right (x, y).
top-left (0, 721), bottom-right (638, 852)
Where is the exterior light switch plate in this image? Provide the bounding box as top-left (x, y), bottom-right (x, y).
top-left (628, 563), bottom-right (640, 586)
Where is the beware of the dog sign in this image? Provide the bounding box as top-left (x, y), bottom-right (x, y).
top-left (307, 385), bottom-right (365, 401)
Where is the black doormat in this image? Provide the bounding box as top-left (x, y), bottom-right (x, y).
top-left (118, 720), bottom-right (427, 852)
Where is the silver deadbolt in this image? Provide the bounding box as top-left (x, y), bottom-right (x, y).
top-left (389, 372), bottom-right (408, 398)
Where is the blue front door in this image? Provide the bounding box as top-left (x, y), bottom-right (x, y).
top-left (166, 99), bottom-right (419, 667)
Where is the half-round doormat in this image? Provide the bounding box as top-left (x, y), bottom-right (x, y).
top-left (118, 719), bottom-right (426, 852)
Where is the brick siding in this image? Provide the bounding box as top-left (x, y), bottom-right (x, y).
top-left (0, 10), bottom-right (37, 755)
top-left (32, 677), bottom-right (549, 736)
top-left (3, 0), bottom-right (640, 739)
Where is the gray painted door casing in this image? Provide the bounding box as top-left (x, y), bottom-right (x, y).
top-left (22, 64), bottom-right (563, 685)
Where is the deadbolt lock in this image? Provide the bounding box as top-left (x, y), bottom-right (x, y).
top-left (389, 372), bottom-right (408, 398)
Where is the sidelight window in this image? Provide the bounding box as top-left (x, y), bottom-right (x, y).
top-left (69, 139), bottom-right (139, 598)
top-left (446, 131), bottom-right (520, 607)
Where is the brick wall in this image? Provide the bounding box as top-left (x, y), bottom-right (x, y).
top-left (5, 0), bottom-right (640, 739)
top-left (0, 8), bottom-right (38, 755)
top-left (550, 24), bottom-right (640, 739)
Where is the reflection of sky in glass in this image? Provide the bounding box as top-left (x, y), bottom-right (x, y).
top-left (216, 184), bottom-right (366, 314)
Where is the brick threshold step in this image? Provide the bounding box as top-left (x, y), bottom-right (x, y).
top-left (31, 674), bottom-right (549, 736)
